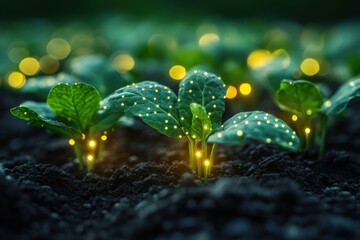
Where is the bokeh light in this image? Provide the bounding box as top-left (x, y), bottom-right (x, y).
top-left (239, 83), bottom-right (252, 95)
top-left (47, 38), bottom-right (71, 60)
top-left (300, 58), bottom-right (320, 76)
top-left (19, 57), bottom-right (40, 76)
top-left (247, 49), bottom-right (272, 69)
top-left (199, 33), bottom-right (220, 46)
top-left (7, 71), bottom-right (26, 88)
top-left (169, 65), bottom-right (186, 80)
top-left (39, 55), bottom-right (60, 74)
top-left (226, 85), bottom-right (237, 99)
top-left (112, 54), bottom-right (135, 72)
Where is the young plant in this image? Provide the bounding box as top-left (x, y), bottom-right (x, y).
top-left (10, 83), bottom-right (128, 171)
top-left (109, 70), bottom-right (300, 180)
top-left (275, 78), bottom-right (360, 155)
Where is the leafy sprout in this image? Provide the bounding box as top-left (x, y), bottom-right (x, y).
top-left (11, 83), bottom-right (128, 171)
top-left (109, 70), bottom-right (300, 180)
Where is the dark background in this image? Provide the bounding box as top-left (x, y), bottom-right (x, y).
top-left (0, 0), bottom-right (358, 22)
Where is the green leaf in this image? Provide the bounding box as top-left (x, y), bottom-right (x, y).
top-left (208, 111), bottom-right (300, 151)
top-left (275, 80), bottom-right (324, 119)
top-left (108, 81), bottom-right (184, 138)
top-left (47, 83), bottom-right (101, 131)
top-left (322, 78), bottom-right (360, 116)
top-left (69, 55), bottom-right (131, 97)
top-left (190, 103), bottom-right (212, 140)
top-left (20, 73), bottom-right (78, 99)
top-left (178, 70), bottom-right (226, 133)
top-left (10, 101), bottom-right (81, 140)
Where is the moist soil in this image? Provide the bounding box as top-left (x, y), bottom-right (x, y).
top-left (1, 89), bottom-right (360, 240)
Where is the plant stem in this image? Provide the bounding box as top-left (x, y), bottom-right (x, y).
top-left (74, 144), bottom-right (84, 170)
top-left (97, 139), bottom-right (105, 161)
top-left (209, 143), bottom-right (217, 175)
top-left (318, 115), bottom-right (328, 157)
top-left (187, 137), bottom-right (195, 171)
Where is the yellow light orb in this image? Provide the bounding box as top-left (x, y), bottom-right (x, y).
top-left (196, 151), bottom-right (202, 158)
top-left (199, 33), bottom-right (220, 46)
top-left (239, 83), bottom-right (252, 96)
top-left (19, 57), bottom-right (40, 76)
top-left (305, 127), bottom-right (311, 134)
top-left (101, 135), bottom-right (107, 141)
top-left (247, 49), bottom-right (272, 69)
top-left (113, 54), bottom-right (135, 72)
top-left (226, 85), bottom-right (237, 99)
top-left (291, 115), bottom-right (298, 121)
top-left (87, 154), bottom-right (94, 162)
top-left (68, 139), bottom-right (76, 146)
top-left (39, 55), bottom-right (60, 74)
top-left (8, 71), bottom-right (26, 89)
top-left (169, 65), bottom-right (186, 80)
top-left (47, 38), bottom-right (71, 60)
top-left (300, 58), bottom-right (320, 76)
top-left (204, 160), bottom-right (210, 166)
top-left (88, 140), bottom-right (96, 148)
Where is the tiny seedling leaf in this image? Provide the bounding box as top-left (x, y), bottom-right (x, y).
top-left (208, 111), bottom-right (300, 151)
top-left (108, 81), bottom-right (184, 138)
top-left (322, 78), bottom-right (360, 116)
top-left (190, 103), bottom-right (212, 140)
top-left (69, 55), bottom-right (131, 97)
top-left (47, 83), bottom-right (101, 131)
top-left (275, 80), bottom-right (323, 118)
top-left (178, 70), bottom-right (226, 133)
top-left (10, 101), bottom-right (82, 140)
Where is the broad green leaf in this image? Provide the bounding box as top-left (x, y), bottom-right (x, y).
top-left (89, 96), bottom-right (126, 136)
top-left (178, 70), bottom-right (226, 133)
top-left (108, 81), bottom-right (184, 138)
top-left (21, 73), bottom-right (78, 99)
top-left (69, 55), bottom-right (131, 97)
top-left (208, 111), bottom-right (300, 151)
top-left (10, 102), bottom-right (81, 140)
top-left (275, 80), bottom-right (323, 119)
top-left (322, 78), bottom-right (360, 116)
top-left (47, 83), bottom-right (101, 131)
top-left (190, 103), bottom-right (212, 140)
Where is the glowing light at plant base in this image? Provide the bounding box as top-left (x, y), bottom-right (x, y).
top-left (204, 160), bottom-right (210, 166)
top-left (199, 33), bottom-right (220, 46)
top-left (47, 38), bottom-right (71, 60)
top-left (291, 115), bottom-right (298, 121)
top-left (39, 55), bottom-right (60, 74)
top-left (169, 65), bottom-right (186, 80)
top-left (88, 140), bottom-right (96, 148)
top-left (19, 57), bottom-right (40, 76)
top-left (305, 127), bottom-right (311, 134)
top-left (101, 135), bottom-right (107, 141)
top-left (239, 83), bottom-right (252, 95)
top-left (226, 85), bottom-right (237, 99)
top-left (196, 151), bottom-right (202, 158)
top-left (247, 49), bottom-right (272, 69)
top-left (68, 139), bottom-right (75, 146)
top-left (113, 54), bottom-right (135, 72)
top-left (7, 71), bottom-right (26, 89)
top-left (300, 58), bottom-right (320, 76)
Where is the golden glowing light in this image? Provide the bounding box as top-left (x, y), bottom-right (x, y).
top-left (300, 58), bottom-right (320, 76)
top-left (87, 154), bottom-right (94, 162)
top-left (196, 151), bottom-right (202, 158)
top-left (305, 127), bottom-right (311, 134)
top-left (226, 85), bottom-right (237, 99)
top-left (272, 49), bottom-right (291, 67)
top-left (69, 139), bottom-right (76, 146)
top-left (88, 140), bottom-right (96, 148)
top-left (47, 38), bottom-right (71, 60)
top-left (19, 57), bottom-right (40, 76)
top-left (101, 135), bottom-right (107, 141)
top-left (82, 133), bottom-right (86, 140)
top-left (39, 55), bottom-right (60, 74)
top-left (169, 65), bottom-right (186, 80)
top-left (239, 83), bottom-right (252, 96)
top-left (306, 109), bottom-right (312, 115)
top-left (113, 54), bottom-right (135, 72)
top-left (324, 100), bottom-right (332, 108)
top-left (291, 115), bottom-right (298, 121)
top-left (199, 33), bottom-right (220, 46)
top-left (247, 49), bottom-right (272, 69)
top-left (8, 71), bottom-right (26, 89)
top-left (204, 160), bottom-right (210, 166)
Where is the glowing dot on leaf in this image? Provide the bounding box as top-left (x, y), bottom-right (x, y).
top-left (237, 130), bottom-right (243, 136)
top-left (266, 138), bottom-right (272, 143)
top-left (349, 81), bottom-right (355, 87)
top-left (275, 124), bottom-right (279, 128)
top-left (324, 100), bottom-right (332, 107)
top-left (291, 115), bottom-right (298, 121)
top-left (257, 121), bottom-right (261, 125)
top-left (289, 141), bottom-right (293, 146)
top-left (69, 139), bottom-right (75, 145)
top-left (245, 121), bottom-right (249, 125)
top-left (217, 133), bottom-right (222, 138)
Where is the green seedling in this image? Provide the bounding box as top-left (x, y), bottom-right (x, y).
top-left (275, 78), bottom-right (360, 156)
top-left (109, 70), bottom-right (299, 180)
top-left (11, 83), bottom-right (128, 171)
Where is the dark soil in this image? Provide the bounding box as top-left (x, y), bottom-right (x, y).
top-left (1, 89), bottom-right (360, 240)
